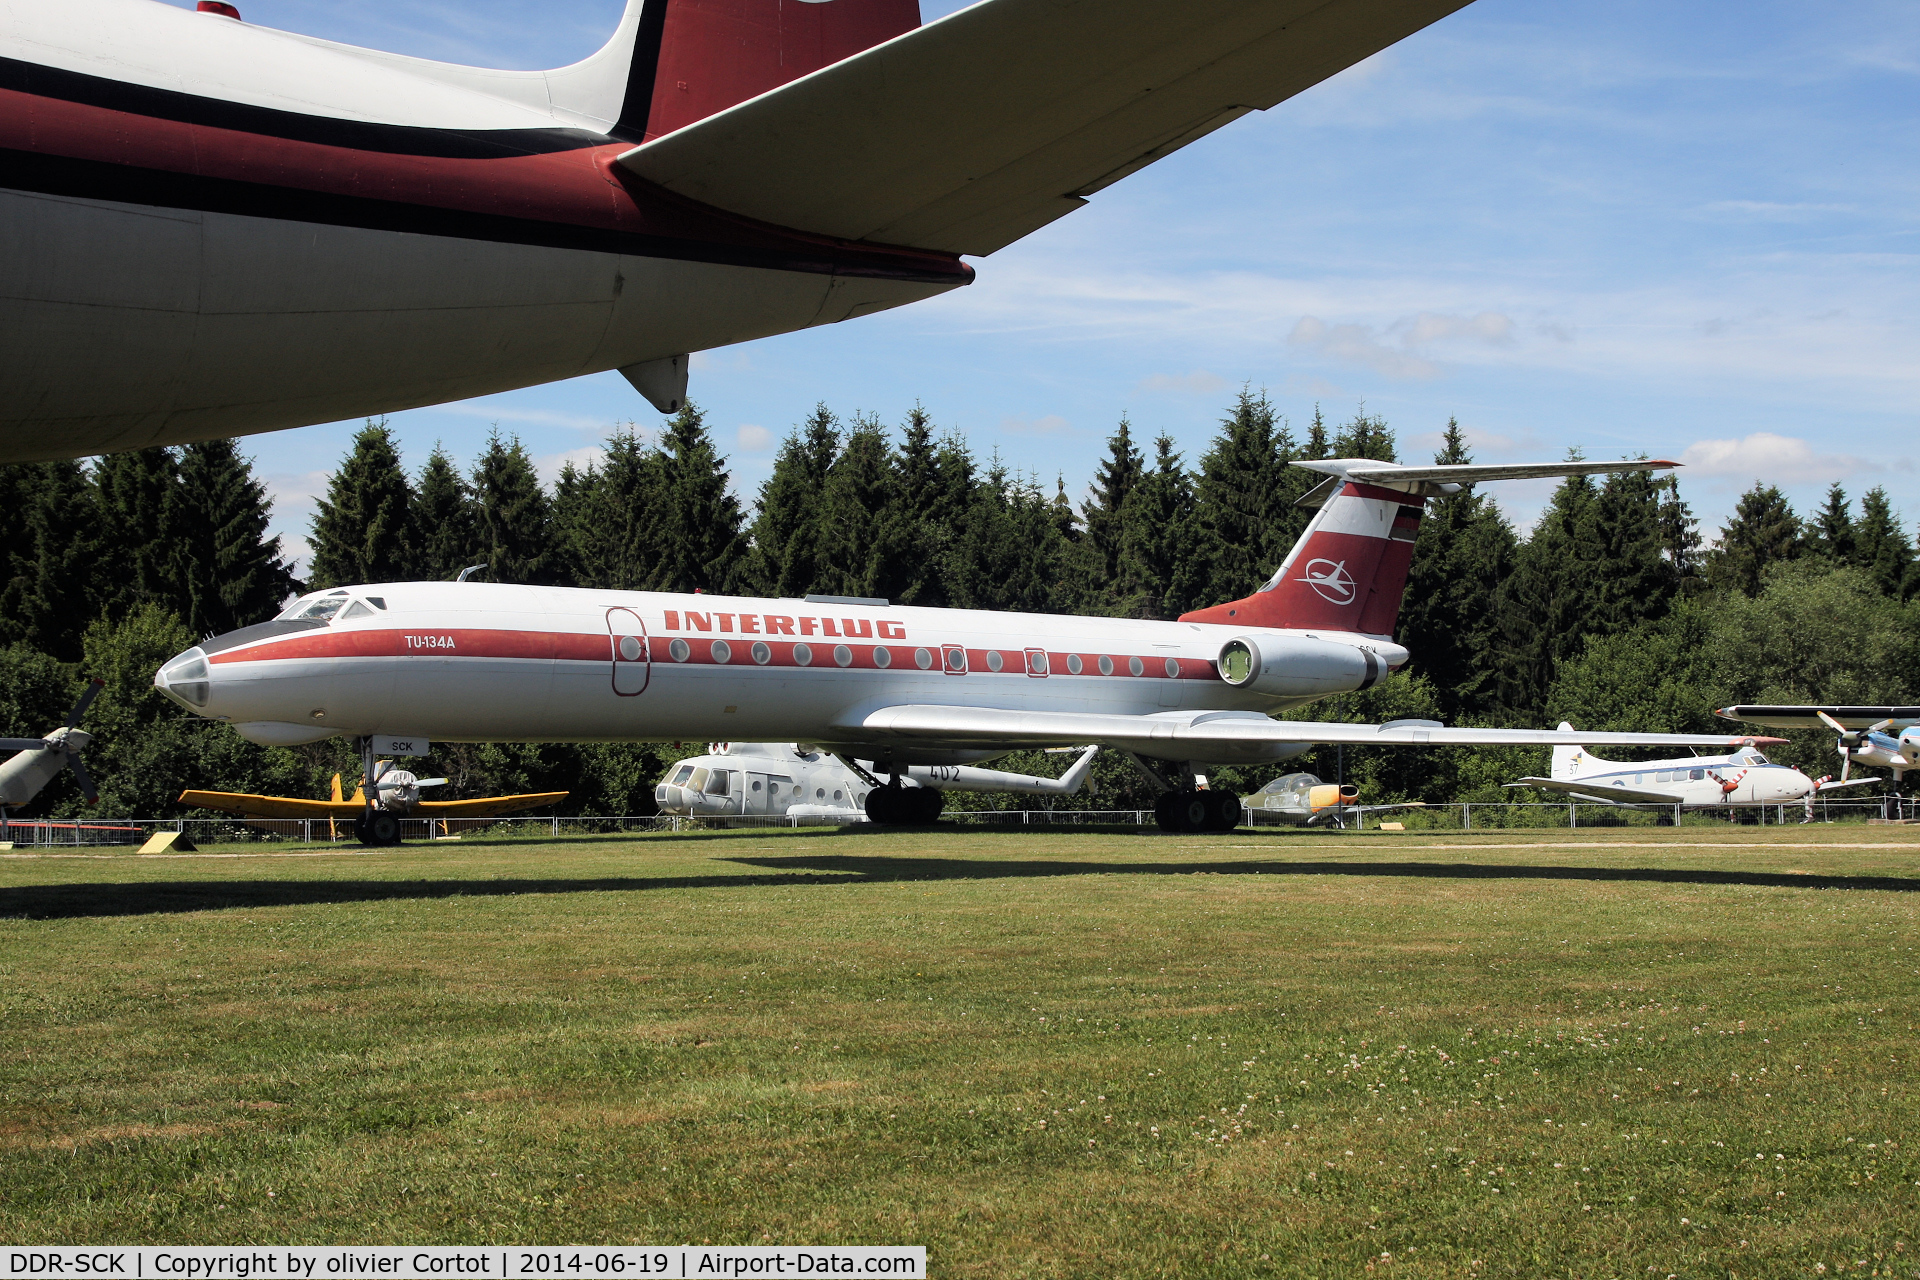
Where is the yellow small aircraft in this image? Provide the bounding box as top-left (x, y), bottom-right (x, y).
top-left (181, 764), bottom-right (567, 846)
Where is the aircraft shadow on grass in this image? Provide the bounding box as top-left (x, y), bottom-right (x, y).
top-left (4, 846), bottom-right (1916, 919)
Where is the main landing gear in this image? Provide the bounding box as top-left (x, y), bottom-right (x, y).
top-left (354, 810), bottom-right (403, 846)
top-left (1154, 788), bottom-right (1242, 834)
top-left (864, 784), bottom-right (945, 825)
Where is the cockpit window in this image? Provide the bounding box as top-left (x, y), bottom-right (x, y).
top-left (1744, 751), bottom-right (1770, 766)
top-left (707, 771), bottom-right (730, 796)
top-left (670, 765), bottom-right (695, 786)
top-left (341, 600), bottom-right (374, 620)
top-left (280, 590), bottom-right (350, 622)
top-left (364, 596), bottom-right (386, 610)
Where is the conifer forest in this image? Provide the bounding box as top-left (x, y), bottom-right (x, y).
top-left (4, 391), bottom-right (1915, 821)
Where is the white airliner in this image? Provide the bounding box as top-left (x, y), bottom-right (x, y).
top-left (152, 456), bottom-right (1783, 841)
top-left (1506, 722), bottom-right (1870, 814)
top-left (1, 0), bottom-right (1475, 460)
top-left (654, 742), bottom-right (1099, 821)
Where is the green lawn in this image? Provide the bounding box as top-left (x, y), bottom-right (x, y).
top-left (2, 826), bottom-right (1917, 1277)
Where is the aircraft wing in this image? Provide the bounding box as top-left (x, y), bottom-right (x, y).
top-left (831, 705), bottom-right (1781, 762)
top-left (1505, 778), bottom-right (1685, 805)
top-left (1815, 777), bottom-right (1882, 793)
top-left (617, 0), bottom-right (1472, 255)
top-left (417, 793), bottom-right (569, 818)
top-left (179, 790), bottom-right (361, 819)
top-left (1718, 705), bottom-right (1920, 730)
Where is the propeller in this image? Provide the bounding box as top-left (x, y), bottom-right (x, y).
top-left (1817, 711), bottom-right (1893, 783)
top-left (0, 677), bottom-right (105, 805)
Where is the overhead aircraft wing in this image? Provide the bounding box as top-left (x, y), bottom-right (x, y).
top-left (1505, 778), bottom-right (1685, 805)
top-left (179, 790), bottom-right (360, 819)
top-left (417, 793), bottom-right (570, 818)
top-left (617, 0), bottom-right (1473, 256)
top-left (1718, 705), bottom-right (1920, 731)
top-left (830, 706), bottom-right (1781, 762)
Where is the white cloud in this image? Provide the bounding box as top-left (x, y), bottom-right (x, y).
top-left (1000, 414), bottom-right (1072, 434)
top-left (533, 445), bottom-right (606, 485)
top-left (737, 424), bottom-right (774, 452)
top-left (1678, 433), bottom-right (1864, 485)
top-left (1288, 316), bottom-right (1439, 380)
top-left (1136, 369), bottom-right (1229, 395)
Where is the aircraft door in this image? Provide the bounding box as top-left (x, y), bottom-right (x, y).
top-left (607, 607), bottom-right (650, 696)
top-left (745, 772), bottom-right (772, 816)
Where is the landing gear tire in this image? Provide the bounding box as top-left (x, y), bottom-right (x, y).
top-left (908, 787), bottom-right (944, 824)
top-left (1204, 788), bottom-right (1242, 832)
top-left (358, 811), bottom-right (403, 846)
top-left (1154, 790), bottom-right (1212, 833)
top-left (865, 787), bottom-right (903, 825)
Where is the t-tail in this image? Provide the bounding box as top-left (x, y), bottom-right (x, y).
top-left (1180, 457), bottom-right (1680, 639)
top-left (573, 0), bottom-right (920, 142)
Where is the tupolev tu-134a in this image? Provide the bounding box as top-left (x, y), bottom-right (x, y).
top-left (153, 457), bottom-right (1784, 837)
top-left (3, 0), bottom-right (1482, 461)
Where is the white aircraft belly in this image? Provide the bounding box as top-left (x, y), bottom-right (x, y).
top-left (0, 191), bottom-right (945, 458)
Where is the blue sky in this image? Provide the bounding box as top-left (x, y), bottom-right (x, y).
top-left (182, 0), bottom-right (1919, 569)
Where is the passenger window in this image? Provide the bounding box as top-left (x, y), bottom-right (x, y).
top-left (752, 780), bottom-right (763, 792)
top-left (1689, 769), bottom-right (1705, 781)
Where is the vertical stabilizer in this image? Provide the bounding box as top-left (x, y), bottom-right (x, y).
top-left (1551, 723), bottom-right (1599, 780)
top-left (1180, 478), bottom-right (1422, 636)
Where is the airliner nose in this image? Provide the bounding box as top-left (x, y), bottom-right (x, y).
top-left (154, 646), bottom-right (211, 711)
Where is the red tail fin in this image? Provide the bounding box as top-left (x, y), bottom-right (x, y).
top-left (1179, 481), bottom-right (1424, 636)
top-left (623, 0), bottom-right (921, 142)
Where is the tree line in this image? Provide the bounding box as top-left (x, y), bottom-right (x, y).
top-left (3, 392), bottom-right (1915, 820)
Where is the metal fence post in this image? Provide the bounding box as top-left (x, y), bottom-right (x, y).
top-left (1462, 803), bottom-right (1471, 830)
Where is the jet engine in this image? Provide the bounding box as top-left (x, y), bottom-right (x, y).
top-left (1214, 636), bottom-right (1397, 701)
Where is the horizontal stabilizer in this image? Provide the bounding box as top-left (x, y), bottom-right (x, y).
top-left (832, 705), bottom-right (1781, 766)
top-left (618, 0), bottom-right (1472, 255)
top-left (1294, 457), bottom-right (1679, 503)
top-left (1506, 777), bottom-right (1683, 805)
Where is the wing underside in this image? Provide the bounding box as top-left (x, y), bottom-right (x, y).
top-left (180, 791), bottom-right (569, 819)
top-left (618, 0), bottom-right (1474, 255)
top-left (829, 705), bottom-right (1780, 765)
top-left (1507, 778), bottom-right (1685, 805)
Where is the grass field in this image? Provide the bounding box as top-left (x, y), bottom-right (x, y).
top-left (2, 825), bottom-right (1917, 1277)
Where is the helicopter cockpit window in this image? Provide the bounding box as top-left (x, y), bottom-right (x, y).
top-left (280, 590), bottom-right (350, 623)
top-left (670, 765), bottom-right (695, 786)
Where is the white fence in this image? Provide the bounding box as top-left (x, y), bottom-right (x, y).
top-left (3, 796), bottom-right (1917, 848)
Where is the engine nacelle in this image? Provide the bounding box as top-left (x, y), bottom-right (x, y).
top-left (1215, 635), bottom-right (1386, 700)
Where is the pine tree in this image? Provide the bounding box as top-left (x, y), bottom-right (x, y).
top-left (1852, 487), bottom-right (1913, 599)
top-left (1398, 419), bottom-right (1519, 720)
top-left (1331, 407), bottom-right (1398, 462)
top-left (410, 444), bottom-right (482, 581)
top-left (1809, 483), bottom-right (1855, 563)
top-left (93, 446), bottom-right (182, 619)
top-left (1492, 459), bottom-right (1599, 717)
top-left (2, 461), bottom-right (104, 660)
top-left (814, 415), bottom-right (895, 598)
top-left (745, 404), bottom-right (838, 596)
top-left (1116, 435), bottom-right (1203, 619)
top-left (1083, 415), bottom-right (1144, 591)
top-left (943, 458), bottom-right (1073, 613)
top-left (471, 431), bottom-right (557, 585)
top-left (648, 403), bottom-right (745, 594)
top-left (1303, 405), bottom-right (1330, 460)
top-left (1705, 483), bottom-right (1801, 597)
top-left (0, 465), bottom-right (35, 651)
top-left (879, 410), bottom-right (976, 607)
top-left (555, 429), bottom-right (660, 590)
top-left (1192, 387), bottom-right (1298, 605)
top-left (1586, 466), bottom-right (1674, 635)
top-left (174, 439), bottom-right (298, 636)
top-left (307, 420), bottom-right (414, 588)
top-left (1657, 475), bottom-right (1704, 594)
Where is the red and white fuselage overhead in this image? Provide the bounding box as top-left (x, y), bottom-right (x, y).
top-left (154, 459), bottom-right (1776, 833)
top-left (2, 0), bottom-right (1478, 460)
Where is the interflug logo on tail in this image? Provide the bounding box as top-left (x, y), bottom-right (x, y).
top-left (1299, 558), bottom-right (1356, 604)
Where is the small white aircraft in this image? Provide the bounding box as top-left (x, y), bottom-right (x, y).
top-left (1242, 771), bottom-right (1425, 827)
top-left (1, 0), bottom-right (1475, 460)
top-left (1718, 705), bottom-right (1920, 785)
top-left (0, 679), bottom-right (105, 837)
top-left (1506, 722), bottom-right (1868, 814)
top-left (153, 457), bottom-right (1784, 839)
top-left (654, 742), bottom-right (1099, 822)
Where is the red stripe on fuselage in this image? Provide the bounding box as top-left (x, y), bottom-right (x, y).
top-left (0, 84), bottom-right (969, 281)
top-left (211, 628), bottom-right (1223, 680)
